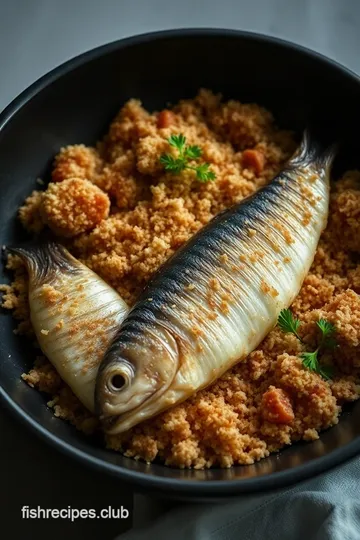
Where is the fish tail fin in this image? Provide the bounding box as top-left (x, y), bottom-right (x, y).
top-left (4, 242), bottom-right (78, 284)
top-left (291, 129), bottom-right (338, 172)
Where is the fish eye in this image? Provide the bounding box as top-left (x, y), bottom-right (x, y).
top-left (105, 360), bottom-right (135, 394)
top-left (109, 374), bottom-right (127, 392)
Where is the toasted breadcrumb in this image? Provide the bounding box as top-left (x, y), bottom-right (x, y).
top-left (325, 172), bottom-right (360, 253)
top-left (260, 280), bottom-right (271, 294)
top-left (41, 178), bottom-right (110, 237)
top-left (19, 190), bottom-right (45, 233)
top-left (1, 89), bottom-right (360, 469)
top-left (52, 144), bottom-right (103, 183)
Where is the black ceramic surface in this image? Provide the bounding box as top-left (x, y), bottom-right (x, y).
top-left (1, 29), bottom-right (360, 500)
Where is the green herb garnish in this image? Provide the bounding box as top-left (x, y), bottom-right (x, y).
top-left (277, 310), bottom-right (337, 380)
top-left (300, 352), bottom-right (333, 381)
top-left (160, 134), bottom-right (216, 182)
top-left (277, 308), bottom-right (304, 344)
top-left (316, 319), bottom-right (337, 350)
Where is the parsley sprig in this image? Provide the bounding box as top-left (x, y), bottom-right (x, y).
top-left (277, 309), bottom-right (337, 380)
top-left (160, 134), bottom-right (216, 182)
top-left (278, 309), bottom-right (304, 344)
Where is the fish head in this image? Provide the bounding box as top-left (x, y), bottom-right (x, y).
top-left (95, 321), bottom-right (179, 434)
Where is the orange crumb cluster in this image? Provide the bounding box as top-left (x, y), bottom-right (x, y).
top-left (1, 89), bottom-right (360, 469)
top-left (41, 178), bottom-right (110, 237)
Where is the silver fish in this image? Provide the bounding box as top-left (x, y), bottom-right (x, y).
top-left (9, 242), bottom-right (128, 412)
top-left (96, 131), bottom-right (336, 434)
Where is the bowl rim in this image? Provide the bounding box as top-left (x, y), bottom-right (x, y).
top-left (1, 27), bottom-right (360, 497)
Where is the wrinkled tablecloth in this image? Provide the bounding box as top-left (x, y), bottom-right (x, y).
top-left (119, 456), bottom-right (360, 540)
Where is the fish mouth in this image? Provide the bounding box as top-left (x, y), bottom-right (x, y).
top-left (98, 387), bottom-right (154, 429)
top-left (100, 381), bottom-right (170, 434)
top-left (99, 322), bottom-right (182, 435)
top-left (100, 370), bottom-right (180, 435)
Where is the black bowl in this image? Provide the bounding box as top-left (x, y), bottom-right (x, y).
top-left (1, 29), bottom-right (360, 501)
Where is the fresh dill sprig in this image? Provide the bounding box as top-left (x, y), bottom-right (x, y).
top-left (277, 309), bottom-right (337, 380)
top-left (160, 134), bottom-right (216, 182)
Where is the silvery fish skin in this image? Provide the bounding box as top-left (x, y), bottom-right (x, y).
top-left (96, 132), bottom-right (336, 434)
top-left (9, 242), bottom-right (128, 412)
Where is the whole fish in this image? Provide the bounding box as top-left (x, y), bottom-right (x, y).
top-left (9, 242), bottom-right (128, 412)
top-left (96, 132), bottom-right (336, 434)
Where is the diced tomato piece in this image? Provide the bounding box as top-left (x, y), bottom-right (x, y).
top-left (157, 110), bottom-right (175, 129)
top-left (261, 386), bottom-right (294, 424)
top-left (242, 149), bottom-right (265, 175)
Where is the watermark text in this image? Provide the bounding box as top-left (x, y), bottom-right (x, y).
top-left (21, 505), bottom-right (129, 522)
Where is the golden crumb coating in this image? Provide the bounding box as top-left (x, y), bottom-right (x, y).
top-left (41, 178), bottom-right (110, 237)
top-left (19, 190), bottom-right (45, 233)
top-left (1, 89), bottom-right (360, 469)
top-left (52, 144), bottom-right (103, 183)
top-left (325, 171), bottom-right (360, 253)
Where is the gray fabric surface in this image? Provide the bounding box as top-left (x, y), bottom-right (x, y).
top-left (2, 0), bottom-right (360, 113)
top-left (119, 456), bottom-right (360, 539)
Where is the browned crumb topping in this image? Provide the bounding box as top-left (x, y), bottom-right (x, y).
top-left (270, 287), bottom-right (279, 298)
top-left (1, 89), bottom-right (360, 469)
top-left (19, 191), bottom-right (44, 233)
top-left (302, 210), bottom-right (312, 226)
top-left (272, 222), bottom-right (294, 244)
top-left (260, 280), bottom-right (278, 298)
top-left (265, 229), bottom-right (282, 253)
top-left (39, 284), bottom-right (64, 305)
top-left (324, 172), bottom-right (360, 253)
top-left (185, 283), bottom-right (195, 291)
top-left (209, 278), bottom-right (221, 291)
top-left (300, 184), bottom-right (317, 207)
top-left (41, 178), bottom-right (110, 237)
top-left (191, 326), bottom-right (204, 339)
top-left (55, 320), bottom-right (64, 331)
top-left (260, 280), bottom-right (271, 294)
top-left (219, 254), bottom-right (229, 264)
top-left (220, 301), bottom-right (230, 314)
top-left (52, 144), bottom-right (103, 184)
